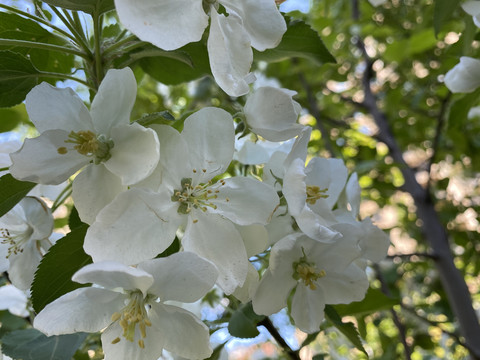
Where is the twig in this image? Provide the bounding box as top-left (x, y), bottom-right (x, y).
top-left (259, 317), bottom-right (301, 360)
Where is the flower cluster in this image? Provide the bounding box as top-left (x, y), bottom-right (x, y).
top-left (0, 2), bottom-right (390, 359)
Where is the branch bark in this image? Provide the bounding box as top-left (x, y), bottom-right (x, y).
top-left (349, 2), bottom-right (480, 355)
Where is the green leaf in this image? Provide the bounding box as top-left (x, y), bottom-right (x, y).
top-left (433, 0), bottom-right (461, 37)
top-left (1, 328), bottom-right (86, 360)
top-left (0, 12), bottom-right (74, 76)
top-left (68, 206), bottom-right (85, 230)
top-left (0, 174), bottom-right (36, 217)
top-left (254, 19), bottom-right (335, 65)
top-left (384, 29), bottom-right (437, 63)
top-left (0, 50), bottom-right (41, 107)
top-left (333, 288), bottom-right (399, 317)
top-left (139, 42), bottom-right (211, 86)
top-left (324, 305), bottom-right (368, 356)
top-left (31, 224), bottom-right (92, 313)
top-left (228, 302), bottom-right (265, 339)
top-left (0, 103), bottom-right (29, 132)
top-left (41, 0), bottom-right (114, 15)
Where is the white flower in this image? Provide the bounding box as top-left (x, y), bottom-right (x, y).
top-left (368, 0), bottom-right (388, 7)
top-left (244, 87), bottom-right (305, 142)
top-left (234, 134), bottom-right (295, 165)
top-left (0, 284), bottom-right (30, 317)
top-left (0, 197), bottom-right (53, 290)
top-left (283, 157), bottom-right (349, 241)
top-left (113, 0), bottom-right (286, 96)
top-left (462, 1), bottom-right (480, 27)
top-left (34, 253), bottom-right (218, 360)
top-left (9, 68), bottom-right (160, 224)
top-left (0, 139), bottom-right (21, 177)
top-left (84, 108), bottom-right (279, 294)
top-left (444, 57), bottom-right (480, 93)
top-left (252, 231), bottom-right (368, 333)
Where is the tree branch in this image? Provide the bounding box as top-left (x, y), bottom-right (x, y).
top-left (259, 317), bottom-right (301, 360)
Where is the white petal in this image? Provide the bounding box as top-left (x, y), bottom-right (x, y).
top-left (283, 158), bottom-right (308, 217)
top-left (444, 57), bottom-right (480, 93)
top-left (9, 130), bottom-right (88, 185)
top-left (104, 123), bottom-right (160, 185)
top-left (182, 107), bottom-right (234, 177)
top-left (8, 241), bottom-right (42, 290)
top-left (220, 0), bottom-right (286, 51)
top-left (318, 263), bottom-right (369, 304)
top-left (235, 224), bottom-right (268, 257)
top-left (462, 1), bottom-right (480, 17)
top-left (208, 10), bottom-right (252, 96)
top-left (182, 212), bottom-right (248, 294)
top-left (244, 87), bottom-right (304, 141)
top-left (358, 218), bottom-right (390, 263)
top-left (73, 262), bottom-right (154, 295)
top-left (0, 285), bottom-right (28, 317)
top-left (84, 188), bottom-right (180, 265)
top-left (90, 68), bottom-right (137, 135)
top-left (34, 287), bottom-right (124, 335)
top-left (284, 126), bottom-right (312, 170)
top-left (291, 285), bottom-right (325, 333)
top-left (22, 197), bottom-right (53, 240)
top-left (114, 0), bottom-right (208, 51)
top-left (25, 82), bottom-right (93, 133)
top-left (211, 176), bottom-right (279, 225)
top-left (72, 164), bottom-right (127, 224)
top-left (149, 303), bottom-right (212, 359)
top-left (137, 252), bottom-right (217, 303)
top-left (252, 269), bottom-right (295, 315)
top-left (233, 262), bottom-right (259, 303)
top-left (102, 320), bottom-right (164, 360)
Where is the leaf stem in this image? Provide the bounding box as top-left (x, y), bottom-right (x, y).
top-left (51, 182), bottom-right (73, 213)
top-left (0, 38), bottom-right (88, 58)
top-left (92, 11), bottom-right (104, 88)
top-left (37, 72), bottom-right (94, 90)
top-left (0, 167), bottom-right (9, 172)
top-left (102, 34), bottom-right (138, 55)
top-left (259, 317), bottom-right (301, 360)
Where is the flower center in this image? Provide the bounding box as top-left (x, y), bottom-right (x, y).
top-left (57, 130), bottom-right (114, 164)
top-left (0, 227), bottom-right (33, 258)
top-left (110, 291), bottom-right (152, 349)
top-left (171, 175), bottom-right (228, 215)
top-left (292, 250), bottom-right (326, 290)
top-left (305, 185), bottom-right (328, 205)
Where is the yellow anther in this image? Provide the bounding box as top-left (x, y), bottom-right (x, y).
top-left (202, 169), bottom-right (207, 173)
top-left (193, 169), bottom-right (197, 173)
top-left (193, 219), bottom-right (199, 224)
top-left (111, 337), bottom-right (121, 344)
top-left (138, 339), bottom-right (145, 349)
top-left (306, 185), bottom-right (329, 205)
top-left (57, 146), bottom-right (68, 155)
top-left (111, 312), bottom-right (121, 322)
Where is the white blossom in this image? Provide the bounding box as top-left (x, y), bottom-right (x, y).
top-left (9, 68), bottom-right (160, 224)
top-left (444, 57), bottom-right (480, 93)
top-left (34, 253), bottom-right (218, 360)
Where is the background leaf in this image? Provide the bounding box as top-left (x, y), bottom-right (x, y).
top-left (31, 224), bottom-right (92, 313)
top-left (434, 0), bottom-right (461, 36)
top-left (228, 302), bottom-right (265, 339)
top-left (1, 328), bottom-right (86, 360)
top-left (333, 287), bottom-right (399, 317)
top-left (41, 0), bottom-right (114, 15)
top-left (0, 174), bottom-right (36, 217)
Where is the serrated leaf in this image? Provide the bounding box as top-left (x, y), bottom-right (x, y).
top-left (139, 42), bottom-right (211, 86)
top-left (1, 328), bottom-right (86, 360)
top-left (434, 0), bottom-right (461, 37)
top-left (0, 12), bottom-right (74, 76)
top-left (0, 174), bottom-right (36, 217)
top-left (31, 224), bottom-right (92, 313)
top-left (0, 51), bottom-right (41, 107)
top-left (41, 0), bottom-right (114, 15)
top-left (254, 19), bottom-right (335, 65)
top-left (333, 288), bottom-right (399, 317)
top-left (324, 305), bottom-right (368, 356)
top-left (228, 302), bottom-right (265, 339)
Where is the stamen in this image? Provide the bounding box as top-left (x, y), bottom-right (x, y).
top-left (63, 130), bottom-right (114, 164)
top-left (292, 248), bottom-right (326, 290)
top-left (306, 185), bottom-right (329, 205)
top-left (1, 227), bottom-right (33, 258)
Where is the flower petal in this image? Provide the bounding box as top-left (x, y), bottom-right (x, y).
top-left (34, 287), bottom-right (125, 335)
top-left (291, 284), bottom-right (325, 333)
top-left (114, 0), bottom-right (208, 51)
top-left (72, 164), bottom-right (127, 224)
top-left (90, 68), bottom-right (137, 135)
top-left (8, 241), bottom-right (42, 290)
top-left (0, 285), bottom-right (28, 317)
top-left (25, 83), bottom-right (93, 133)
top-left (73, 261), bottom-right (154, 295)
top-left (84, 188), bottom-right (180, 265)
top-left (9, 130), bottom-right (88, 185)
top-left (149, 303), bottom-right (212, 359)
top-left (208, 9), bottom-right (252, 96)
top-left (22, 197), bottom-right (53, 241)
top-left (252, 269), bottom-right (296, 315)
top-left (220, 0), bottom-right (286, 51)
top-left (104, 123), bottom-right (160, 185)
top-left (235, 224), bottom-right (269, 257)
top-left (183, 212), bottom-right (248, 294)
top-left (444, 56), bottom-right (480, 93)
top-left (182, 107), bottom-right (235, 177)
top-left (211, 176), bottom-right (279, 225)
top-left (137, 252), bottom-right (217, 303)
